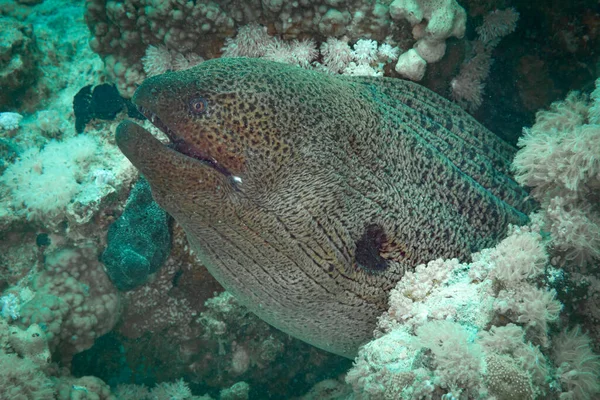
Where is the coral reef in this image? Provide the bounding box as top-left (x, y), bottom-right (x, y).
top-left (0, 319), bottom-right (55, 399)
top-left (0, 133), bottom-right (136, 230)
top-left (0, 16), bottom-right (38, 109)
top-left (17, 245), bottom-right (121, 364)
top-left (512, 78), bottom-right (600, 356)
top-left (513, 84), bottom-right (600, 267)
top-left (390, 0), bottom-right (466, 80)
top-left (346, 223), bottom-right (599, 399)
top-left (84, 0), bottom-right (403, 96)
top-left (1, 0), bottom-right (105, 114)
top-left (0, 111), bottom-right (24, 132)
top-left (553, 327), bottom-right (600, 400)
top-left (0, 317), bottom-right (117, 399)
top-left (0, 0), bottom-right (599, 398)
top-left (450, 8), bottom-right (519, 111)
top-left (116, 378), bottom-right (215, 400)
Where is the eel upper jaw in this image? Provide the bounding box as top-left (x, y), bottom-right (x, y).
top-left (137, 105), bottom-right (232, 177)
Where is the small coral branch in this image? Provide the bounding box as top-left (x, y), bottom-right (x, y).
top-left (477, 8), bottom-right (521, 46)
top-left (451, 8), bottom-right (519, 112)
top-left (450, 44), bottom-right (493, 112)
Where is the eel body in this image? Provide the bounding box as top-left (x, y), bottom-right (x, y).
top-left (116, 58), bottom-right (533, 358)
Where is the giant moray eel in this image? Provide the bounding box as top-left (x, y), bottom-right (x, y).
top-left (116, 58), bottom-right (534, 358)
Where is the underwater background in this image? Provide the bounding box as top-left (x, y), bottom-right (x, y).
top-left (0, 0), bottom-right (599, 399)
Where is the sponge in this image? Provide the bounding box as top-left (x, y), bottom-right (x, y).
top-left (101, 177), bottom-right (172, 290)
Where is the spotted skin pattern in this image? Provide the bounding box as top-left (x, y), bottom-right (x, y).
top-left (116, 58), bottom-right (534, 358)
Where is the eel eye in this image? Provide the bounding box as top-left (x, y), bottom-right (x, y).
top-left (189, 97), bottom-right (208, 115)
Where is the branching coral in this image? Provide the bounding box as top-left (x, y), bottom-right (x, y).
top-left (476, 8), bottom-right (520, 46)
top-left (0, 351), bottom-right (55, 399)
top-left (115, 379), bottom-right (215, 400)
top-left (221, 23), bottom-right (274, 59)
top-left (513, 91), bottom-right (597, 197)
top-left (0, 318), bottom-right (117, 398)
top-left (320, 37), bottom-right (354, 73)
top-left (345, 326), bottom-right (424, 399)
top-left (511, 80), bottom-right (600, 352)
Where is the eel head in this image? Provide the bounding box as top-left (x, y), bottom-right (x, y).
top-left (116, 58), bottom-right (307, 218)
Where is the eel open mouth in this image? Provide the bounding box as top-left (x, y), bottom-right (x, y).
top-left (138, 105), bottom-right (232, 177)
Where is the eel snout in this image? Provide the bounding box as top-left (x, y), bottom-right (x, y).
top-left (116, 119), bottom-right (235, 207)
top-left (115, 119), bottom-right (180, 183)
top-left (115, 120), bottom-right (162, 169)
top-left (115, 120), bottom-right (201, 183)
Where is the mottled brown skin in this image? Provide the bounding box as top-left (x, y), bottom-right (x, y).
top-left (116, 58), bottom-right (534, 358)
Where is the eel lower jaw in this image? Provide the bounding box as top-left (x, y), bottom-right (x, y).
top-left (137, 105), bottom-right (232, 177)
